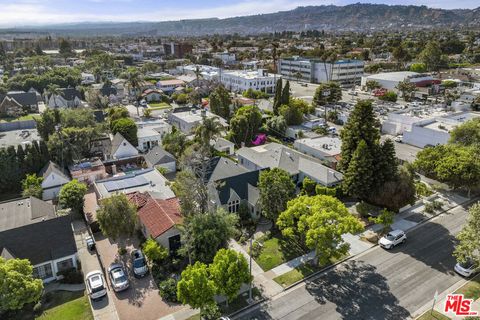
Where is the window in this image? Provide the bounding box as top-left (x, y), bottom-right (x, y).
top-left (33, 263), bottom-right (53, 280)
top-left (228, 199), bottom-right (240, 213)
top-left (57, 258), bottom-right (74, 273)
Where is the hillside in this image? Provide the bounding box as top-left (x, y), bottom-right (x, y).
top-left (3, 4), bottom-right (480, 36)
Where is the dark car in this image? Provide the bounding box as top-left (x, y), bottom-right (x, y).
top-left (131, 249), bottom-right (148, 278)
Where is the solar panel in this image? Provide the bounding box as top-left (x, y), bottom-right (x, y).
top-left (103, 176), bottom-right (149, 192)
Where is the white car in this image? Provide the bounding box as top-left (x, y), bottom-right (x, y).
top-left (108, 263), bottom-right (130, 292)
top-left (394, 135), bottom-right (403, 143)
top-left (455, 260), bottom-right (479, 277)
top-left (379, 230), bottom-right (406, 249)
top-left (85, 270), bottom-right (107, 300)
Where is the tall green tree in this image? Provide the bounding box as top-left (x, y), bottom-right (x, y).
top-left (396, 80), bottom-right (417, 102)
top-left (142, 238), bottom-right (168, 263)
top-left (0, 258), bottom-right (43, 313)
top-left (259, 168), bottom-right (295, 222)
top-left (313, 82), bottom-right (342, 106)
top-left (97, 193), bottom-right (137, 240)
top-left (172, 169), bottom-right (209, 216)
top-left (342, 140), bottom-right (374, 200)
top-left (179, 208), bottom-right (238, 264)
top-left (35, 108), bottom-right (60, 141)
top-left (177, 262), bottom-right (216, 315)
top-left (419, 41), bottom-right (446, 72)
top-left (209, 249), bottom-right (251, 307)
top-left (454, 203), bottom-right (480, 267)
top-left (273, 78), bottom-right (283, 115)
top-left (369, 209), bottom-right (395, 234)
top-left (59, 179), bottom-right (87, 214)
top-left (228, 105), bottom-right (262, 147)
top-left (449, 118), bottom-right (480, 147)
top-left (209, 85), bottom-right (231, 119)
top-left (194, 117), bottom-right (224, 148)
top-left (111, 118), bottom-right (138, 147)
top-left (277, 195), bottom-right (364, 266)
top-left (279, 103), bottom-right (303, 125)
top-left (162, 128), bottom-right (189, 159)
top-left (21, 174), bottom-right (43, 198)
top-left (339, 100), bottom-right (380, 172)
top-left (281, 80), bottom-right (290, 105)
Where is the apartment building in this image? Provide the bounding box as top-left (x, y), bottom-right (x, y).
top-left (221, 69), bottom-right (280, 93)
top-left (278, 56), bottom-right (364, 86)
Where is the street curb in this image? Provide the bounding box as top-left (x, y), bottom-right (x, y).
top-left (283, 195), bottom-right (479, 293)
top-left (227, 298), bottom-right (267, 319)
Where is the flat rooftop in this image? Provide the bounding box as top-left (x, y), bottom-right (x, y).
top-left (295, 136), bottom-right (342, 156)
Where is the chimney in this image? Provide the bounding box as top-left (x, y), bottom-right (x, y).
top-left (111, 164), bottom-right (117, 175)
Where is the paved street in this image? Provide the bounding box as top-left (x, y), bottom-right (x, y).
top-left (234, 203), bottom-right (472, 320)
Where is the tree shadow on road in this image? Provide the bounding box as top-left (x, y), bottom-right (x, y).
top-left (305, 260), bottom-right (410, 320)
top-left (392, 218), bottom-right (459, 276)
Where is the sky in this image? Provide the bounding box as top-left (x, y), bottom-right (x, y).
top-left (0, 0), bottom-right (478, 27)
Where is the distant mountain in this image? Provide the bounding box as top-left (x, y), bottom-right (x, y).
top-left (3, 4), bottom-right (480, 36)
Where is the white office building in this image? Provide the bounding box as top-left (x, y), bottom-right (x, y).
top-left (221, 69), bottom-right (280, 93)
top-left (278, 57), bottom-right (364, 86)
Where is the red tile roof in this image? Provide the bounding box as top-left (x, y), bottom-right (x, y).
top-left (127, 192), bottom-right (182, 238)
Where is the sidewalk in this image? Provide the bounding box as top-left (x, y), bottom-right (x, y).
top-left (44, 282), bottom-right (85, 293)
top-left (72, 219), bottom-right (119, 320)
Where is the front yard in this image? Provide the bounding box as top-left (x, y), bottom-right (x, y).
top-left (148, 102), bottom-right (171, 110)
top-left (455, 274), bottom-right (480, 300)
top-left (252, 233), bottom-right (308, 271)
top-left (36, 291), bottom-right (93, 320)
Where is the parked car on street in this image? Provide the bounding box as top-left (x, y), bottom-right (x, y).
top-left (394, 135), bottom-right (403, 143)
top-left (108, 263), bottom-right (130, 292)
top-left (454, 259), bottom-right (479, 277)
top-left (379, 230), bottom-right (406, 249)
top-left (131, 249), bottom-right (148, 278)
top-left (85, 270), bottom-right (107, 300)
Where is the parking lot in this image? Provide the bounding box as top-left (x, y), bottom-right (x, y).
top-left (94, 234), bottom-right (185, 320)
top-left (381, 135), bottom-right (422, 163)
top-left (0, 129), bottom-right (40, 148)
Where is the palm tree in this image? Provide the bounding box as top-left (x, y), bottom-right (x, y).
top-left (193, 65), bottom-right (203, 84)
top-left (194, 116), bottom-right (224, 148)
top-left (126, 70), bottom-right (142, 116)
top-left (45, 84), bottom-right (62, 108)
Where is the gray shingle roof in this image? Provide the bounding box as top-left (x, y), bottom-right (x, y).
top-left (39, 161), bottom-right (70, 181)
top-left (203, 157), bottom-right (248, 183)
top-left (0, 215), bottom-right (76, 265)
top-left (144, 146), bottom-right (176, 167)
top-left (215, 170), bottom-right (260, 205)
top-left (0, 196), bottom-right (57, 232)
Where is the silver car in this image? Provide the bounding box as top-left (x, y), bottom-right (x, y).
top-left (108, 263), bottom-right (130, 292)
top-left (455, 260), bottom-right (479, 278)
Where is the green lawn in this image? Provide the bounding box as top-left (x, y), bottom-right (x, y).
top-left (455, 274), bottom-right (480, 300)
top-left (254, 235), bottom-right (308, 271)
top-left (416, 310), bottom-right (450, 320)
top-left (36, 291), bottom-right (93, 320)
top-left (148, 102), bottom-right (171, 109)
top-left (273, 254), bottom-right (348, 287)
top-left (0, 114), bottom-right (39, 122)
top-left (185, 314), bottom-right (200, 320)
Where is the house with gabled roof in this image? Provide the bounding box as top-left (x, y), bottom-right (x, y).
top-left (39, 161), bottom-right (71, 201)
top-left (110, 132), bottom-right (139, 160)
top-left (0, 197), bottom-right (77, 283)
top-left (127, 192), bottom-right (182, 253)
top-left (143, 145), bottom-right (176, 173)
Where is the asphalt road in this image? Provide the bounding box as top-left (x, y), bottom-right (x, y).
top-left (234, 203), bottom-right (472, 320)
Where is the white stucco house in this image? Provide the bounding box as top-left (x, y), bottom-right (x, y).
top-left (39, 161), bottom-right (71, 201)
top-left (110, 132), bottom-right (139, 160)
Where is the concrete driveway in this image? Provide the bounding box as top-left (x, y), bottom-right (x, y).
top-left (94, 233), bottom-right (185, 320)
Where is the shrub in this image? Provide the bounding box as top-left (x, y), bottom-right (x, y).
top-left (356, 201), bottom-right (375, 218)
top-left (57, 268), bottom-right (83, 284)
top-left (424, 200), bottom-right (443, 214)
top-left (33, 301), bottom-right (43, 314)
top-left (250, 240), bottom-right (263, 258)
top-left (143, 238), bottom-right (168, 263)
top-left (316, 185), bottom-right (337, 197)
top-left (118, 247), bottom-right (127, 255)
top-left (302, 177), bottom-right (317, 196)
top-left (415, 182), bottom-right (433, 198)
top-left (238, 202), bottom-right (251, 224)
top-left (379, 91), bottom-right (398, 102)
top-left (158, 278), bottom-right (178, 302)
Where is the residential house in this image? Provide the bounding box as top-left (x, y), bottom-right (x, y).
top-left (110, 132), bottom-right (139, 160)
top-left (212, 138), bottom-right (235, 155)
top-left (127, 192), bottom-right (182, 253)
top-left (69, 159), bottom-right (107, 185)
top-left (293, 136), bottom-right (342, 169)
top-left (137, 127), bottom-right (163, 152)
top-left (157, 80), bottom-right (185, 93)
top-left (203, 157), bottom-right (261, 218)
top-left (110, 78), bottom-right (126, 99)
top-left (94, 168), bottom-right (175, 200)
top-left (81, 72), bottom-right (95, 85)
top-left (0, 197), bottom-right (77, 283)
top-left (46, 88), bottom-right (82, 108)
top-left (89, 135), bottom-right (112, 160)
top-left (142, 89), bottom-right (164, 102)
top-left (168, 108), bottom-right (228, 134)
top-left (39, 161), bottom-right (71, 201)
top-left (0, 91), bottom-right (39, 116)
top-left (144, 146), bottom-right (176, 173)
top-left (237, 143), bottom-right (343, 187)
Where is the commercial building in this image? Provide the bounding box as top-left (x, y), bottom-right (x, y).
top-left (163, 42), bottom-right (193, 58)
top-left (278, 57), bottom-right (364, 86)
top-left (403, 111), bottom-right (480, 148)
top-left (293, 136), bottom-right (342, 168)
top-left (221, 69), bottom-right (280, 93)
top-left (361, 72), bottom-right (439, 91)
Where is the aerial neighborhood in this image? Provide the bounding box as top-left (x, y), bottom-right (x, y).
top-left (1, 3), bottom-right (480, 320)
